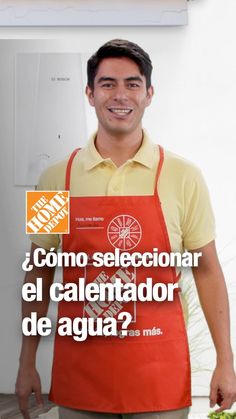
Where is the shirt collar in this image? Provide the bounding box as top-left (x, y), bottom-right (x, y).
top-left (84, 130), bottom-right (155, 171)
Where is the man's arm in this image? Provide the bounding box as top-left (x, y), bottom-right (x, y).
top-left (191, 240), bottom-right (236, 413)
top-left (16, 243), bottom-right (55, 419)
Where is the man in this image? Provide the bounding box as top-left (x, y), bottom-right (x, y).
top-left (16, 39), bottom-right (236, 419)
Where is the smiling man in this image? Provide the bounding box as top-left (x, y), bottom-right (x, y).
top-left (86, 47), bottom-right (153, 167)
top-left (16, 39), bottom-right (236, 419)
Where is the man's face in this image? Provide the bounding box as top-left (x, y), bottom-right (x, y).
top-left (86, 57), bottom-right (153, 137)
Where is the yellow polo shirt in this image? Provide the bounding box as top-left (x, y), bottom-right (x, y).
top-left (30, 131), bottom-right (215, 252)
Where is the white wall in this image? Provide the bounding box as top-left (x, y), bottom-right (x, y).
top-left (0, 0), bottom-right (187, 26)
top-left (0, 0), bottom-right (236, 396)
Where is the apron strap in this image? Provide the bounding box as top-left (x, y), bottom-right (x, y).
top-left (154, 145), bottom-right (164, 196)
top-left (65, 148), bottom-right (80, 190)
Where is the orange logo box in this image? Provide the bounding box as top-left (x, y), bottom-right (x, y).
top-left (26, 191), bottom-right (70, 234)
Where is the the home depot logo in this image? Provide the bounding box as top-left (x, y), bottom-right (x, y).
top-left (107, 215), bottom-right (142, 250)
top-left (26, 191), bottom-right (69, 234)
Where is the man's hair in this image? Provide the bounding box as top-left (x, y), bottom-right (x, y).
top-left (87, 39), bottom-right (153, 90)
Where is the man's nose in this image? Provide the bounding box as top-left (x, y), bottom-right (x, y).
top-left (113, 85), bottom-right (128, 101)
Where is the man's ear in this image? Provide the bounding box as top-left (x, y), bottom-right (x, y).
top-left (146, 85), bottom-right (154, 107)
top-left (85, 85), bottom-right (95, 107)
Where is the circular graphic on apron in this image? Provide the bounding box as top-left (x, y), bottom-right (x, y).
top-left (107, 214), bottom-right (142, 250)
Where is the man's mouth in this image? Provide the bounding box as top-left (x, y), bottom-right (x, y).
top-left (107, 107), bottom-right (133, 116)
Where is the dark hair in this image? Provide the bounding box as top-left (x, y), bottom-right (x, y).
top-left (87, 39), bottom-right (153, 90)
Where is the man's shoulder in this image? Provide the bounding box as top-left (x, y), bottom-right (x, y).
top-left (37, 156), bottom-right (70, 191)
top-left (163, 148), bottom-right (203, 181)
top-left (37, 147), bottom-right (88, 190)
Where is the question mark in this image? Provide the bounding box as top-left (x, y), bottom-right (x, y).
top-left (118, 312), bottom-right (132, 336)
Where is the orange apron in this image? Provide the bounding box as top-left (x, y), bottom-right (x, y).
top-left (49, 146), bottom-right (191, 413)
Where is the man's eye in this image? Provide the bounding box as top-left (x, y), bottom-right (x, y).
top-left (101, 83), bottom-right (114, 88)
top-left (128, 83), bottom-right (140, 88)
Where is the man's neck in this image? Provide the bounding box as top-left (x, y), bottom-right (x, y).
top-left (95, 127), bottom-right (143, 167)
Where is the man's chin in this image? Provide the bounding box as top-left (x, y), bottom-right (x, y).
top-left (103, 124), bottom-right (139, 137)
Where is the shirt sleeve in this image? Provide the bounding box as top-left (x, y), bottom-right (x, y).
top-left (182, 167), bottom-right (216, 250)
